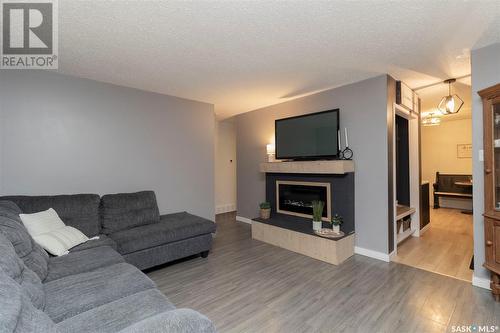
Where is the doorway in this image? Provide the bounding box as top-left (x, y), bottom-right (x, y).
top-left (391, 102), bottom-right (421, 260)
top-left (394, 79), bottom-right (474, 282)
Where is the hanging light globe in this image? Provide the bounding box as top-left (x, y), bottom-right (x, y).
top-left (438, 78), bottom-right (464, 114)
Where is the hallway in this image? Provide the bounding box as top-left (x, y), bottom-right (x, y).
top-left (394, 208), bottom-right (473, 281)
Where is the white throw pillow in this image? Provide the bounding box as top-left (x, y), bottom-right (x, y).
top-left (19, 208), bottom-right (89, 256)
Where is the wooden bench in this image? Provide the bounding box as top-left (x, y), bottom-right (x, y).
top-left (433, 172), bottom-right (472, 209)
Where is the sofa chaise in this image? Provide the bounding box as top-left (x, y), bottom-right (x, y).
top-left (0, 191), bottom-right (216, 332)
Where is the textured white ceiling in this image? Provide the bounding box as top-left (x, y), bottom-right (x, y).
top-left (58, 1), bottom-right (500, 119)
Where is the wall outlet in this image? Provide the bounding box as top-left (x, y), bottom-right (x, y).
top-left (479, 149), bottom-right (484, 162)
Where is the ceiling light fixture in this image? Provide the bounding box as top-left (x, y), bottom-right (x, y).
top-left (422, 110), bottom-right (442, 126)
top-left (438, 78), bottom-right (464, 115)
top-left (422, 116), bottom-right (441, 126)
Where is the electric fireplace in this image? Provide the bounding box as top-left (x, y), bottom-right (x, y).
top-left (276, 180), bottom-right (331, 221)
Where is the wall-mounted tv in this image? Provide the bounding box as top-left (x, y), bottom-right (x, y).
top-left (275, 109), bottom-right (339, 160)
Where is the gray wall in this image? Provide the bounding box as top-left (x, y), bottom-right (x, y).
top-left (0, 71), bottom-right (215, 220)
top-left (0, 98), bottom-right (3, 194)
top-left (235, 75), bottom-right (390, 253)
top-left (471, 42), bottom-right (500, 280)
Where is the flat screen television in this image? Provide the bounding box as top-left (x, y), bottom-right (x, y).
top-left (275, 109), bottom-right (339, 160)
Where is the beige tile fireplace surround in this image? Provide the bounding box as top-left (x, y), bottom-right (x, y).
top-left (252, 220), bottom-right (355, 265)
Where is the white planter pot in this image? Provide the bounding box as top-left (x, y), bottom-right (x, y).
top-left (312, 220), bottom-right (322, 231)
top-left (332, 224), bottom-right (340, 234)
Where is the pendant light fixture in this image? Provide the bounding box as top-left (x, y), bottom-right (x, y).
top-left (437, 78), bottom-right (464, 114)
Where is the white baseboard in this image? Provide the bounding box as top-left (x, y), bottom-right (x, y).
top-left (215, 203), bottom-right (236, 214)
top-left (236, 216), bottom-right (253, 224)
top-left (472, 275), bottom-right (491, 290)
top-left (354, 246), bottom-right (390, 262)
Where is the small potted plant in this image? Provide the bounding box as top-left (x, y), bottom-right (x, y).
top-left (331, 214), bottom-right (343, 234)
top-left (311, 200), bottom-right (324, 231)
top-left (259, 202), bottom-right (271, 219)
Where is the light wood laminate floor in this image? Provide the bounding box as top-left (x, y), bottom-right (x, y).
top-left (394, 208), bottom-right (473, 282)
top-left (147, 212), bottom-right (498, 333)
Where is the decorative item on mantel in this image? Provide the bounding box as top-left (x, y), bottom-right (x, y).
top-left (339, 128), bottom-right (353, 160)
top-left (266, 143), bottom-right (276, 162)
top-left (331, 214), bottom-right (343, 234)
top-left (259, 202), bottom-right (271, 220)
top-left (311, 200), bottom-right (324, 231)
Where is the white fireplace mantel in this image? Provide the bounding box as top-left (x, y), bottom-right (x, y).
top-left (259, 160), bottom-right (354, 174)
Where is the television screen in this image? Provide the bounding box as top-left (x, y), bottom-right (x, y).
top-left (275, 109), bottom-right (339, 160)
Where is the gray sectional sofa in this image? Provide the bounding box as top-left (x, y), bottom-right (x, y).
top-left (0, 191), bottom-right (216, 333)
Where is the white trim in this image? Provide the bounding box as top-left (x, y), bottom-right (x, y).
top-left (418, 223), bottom-right (430, 236)
top-left (354, 246), bottom-right (390, 262)
top-left (215, 203), bottom-right (237, 214)
top-left (236, 216), bottom-right (253, 224)
top-left (389, 250), bottom-right (397, 261)
top-left (472, 275), bottom-right (491, 290)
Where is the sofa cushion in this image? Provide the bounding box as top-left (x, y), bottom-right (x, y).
top-left (124, 233), bottom-right (213, 270)
top-left (1, 194), bottom-right (101, 237)
top-left (45, 246), bottom-right (125, 282)
top-left (101, 191), bottom-right (160, 234)
top-left (0, 200), bottom-right (23, 218)
top-left (44, 262), bottom-right (156, 322)
top-left (20, 208), bottom-right (91, 256)
top-left (109, 212), bottom-right (215, 255)
top-left (0, 233), bottom-right (45, 310)
top-left (0, 201), bottom-right (49, 280)
top-left (117, 309), bottom-right (217, 333)
top-left (0, 269), bottom-right (57, 333)
top-left (69, 234), bottom-right (117, 252)
top-left (56, 289), bottom-right (175, 333)
top-left (20, 242), bottom-right (49, 281)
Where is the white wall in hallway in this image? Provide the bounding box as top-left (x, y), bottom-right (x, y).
top-left (215, 120), bottom-right (237, 214)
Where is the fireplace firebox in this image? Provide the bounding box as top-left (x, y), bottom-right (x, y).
top-left (276, 181), bottom-right (331, 221)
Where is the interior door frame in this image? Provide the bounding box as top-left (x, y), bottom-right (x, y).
top-left (390, 103), bottom-right (422, 258)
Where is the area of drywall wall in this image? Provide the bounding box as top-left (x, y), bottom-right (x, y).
top-left (0, 71), bottom-right (215, 220)
top-left (215, 119), bottom-right (237, 214)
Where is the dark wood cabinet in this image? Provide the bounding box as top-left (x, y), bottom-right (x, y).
top-left (479, 83), bottom-right (500, 301)
top-left (484, 217), bottom-right (500, 270)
